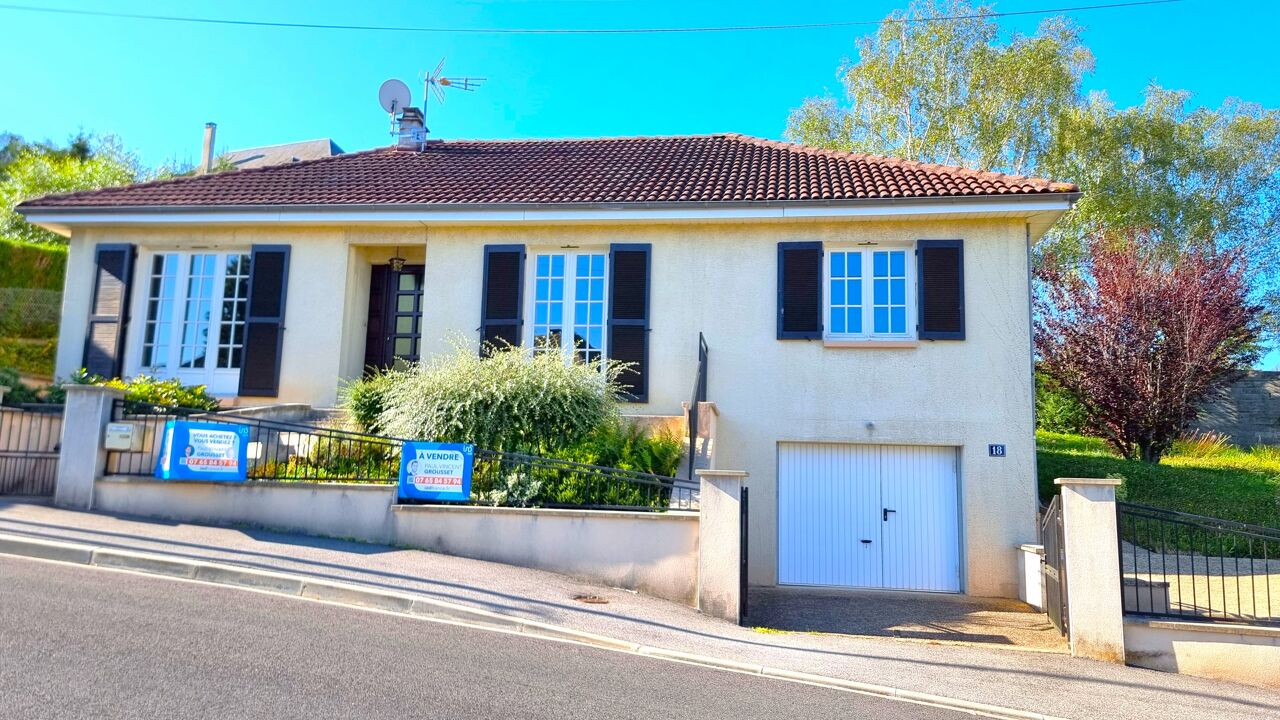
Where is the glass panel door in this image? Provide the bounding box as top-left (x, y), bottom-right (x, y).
top-left (387, 267), bottom-right (423, 366)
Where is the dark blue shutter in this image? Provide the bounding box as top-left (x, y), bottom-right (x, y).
top-left (777, 242), bottom-right (823, 340)
top-left (238, 245), bottom-right (291, 396)
top-left (83, 243), bottom-right (136, 378)
top-left (480, 245), bottom-right (524, 354)
top-left (608, 243), bottom-right (651, 402)
top-left (917, 239), bottom-right (965, 340)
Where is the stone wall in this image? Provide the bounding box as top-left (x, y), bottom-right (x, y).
top-left (1191, 371), bottom-right (1280, 446)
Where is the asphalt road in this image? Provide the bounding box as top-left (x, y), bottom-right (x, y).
top-left (0, 557), bottom-right (966, 719)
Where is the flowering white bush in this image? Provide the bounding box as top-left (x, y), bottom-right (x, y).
top-left (375, 338), bottom-right (626, 454)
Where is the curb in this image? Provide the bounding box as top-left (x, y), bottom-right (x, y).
top-left (0, 532), bottom-right (1064, 720)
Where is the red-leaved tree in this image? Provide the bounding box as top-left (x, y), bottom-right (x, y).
top-left (1035, 231), bottom-right (1264, 463)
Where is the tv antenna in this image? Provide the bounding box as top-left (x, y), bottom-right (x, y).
top-left (421, 58), bottom-right (484, 124)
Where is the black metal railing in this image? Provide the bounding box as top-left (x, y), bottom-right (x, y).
top-left (0, 404), bottom-right (63, 496)
top-left (1118, 501), bottom-right (1280, 625)
top-left (106, 400), bottom-right (694, 511)
top-left (106, 399), bottom-right (401, 483)
top-left (687, 332), bottom-right (709, 482)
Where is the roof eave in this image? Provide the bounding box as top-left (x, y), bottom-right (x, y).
top-left (20, 191), bottom-right (1080, 216)
top-left (20, 192), bottom-right (1080, 237)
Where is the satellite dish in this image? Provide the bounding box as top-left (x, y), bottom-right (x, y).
top-left (378, 79), bottom-right (412, 114)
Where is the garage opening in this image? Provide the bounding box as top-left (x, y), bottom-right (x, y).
top-left (777, 443), bottom-right (961, 593)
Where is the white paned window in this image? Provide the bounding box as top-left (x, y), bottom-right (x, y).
top-left (827, 248), bottom-right (914, 339)
top-left (531, 251), bottom-right (607, 364)
top-left (135, 250), bottom-right (252, 394)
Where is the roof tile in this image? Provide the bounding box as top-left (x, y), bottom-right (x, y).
top-left (20, 133), bottom-right (1076, 209)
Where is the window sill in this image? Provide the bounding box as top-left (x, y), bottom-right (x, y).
top-left (823, 339), bottom-right (919, 349)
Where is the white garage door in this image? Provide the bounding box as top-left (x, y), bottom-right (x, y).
top-left (778, 443), bottom-right (961, 592)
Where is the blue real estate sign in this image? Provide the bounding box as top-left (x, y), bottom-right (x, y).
top-left (397, 442), bottom-right (474, 502)
top-left (155, 420), bottom-right (250, 482)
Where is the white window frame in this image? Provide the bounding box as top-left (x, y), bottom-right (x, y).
top-left (523, 248), bottom-right (609, 365)
top-left (127, 248), bottom-right (251, 396)
top-left (823, 243), bottom-right (917, 341)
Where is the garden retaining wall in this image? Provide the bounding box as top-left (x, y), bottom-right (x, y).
top-left (91, 476), bottom-right (700, 605)
top-left (1124, 618), bottom-right (1280, 690)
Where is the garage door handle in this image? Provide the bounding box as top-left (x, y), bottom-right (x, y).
top-left (860, 539), bottom-right (873, 544)
top-left (883, 508), bottom-right (896, 521)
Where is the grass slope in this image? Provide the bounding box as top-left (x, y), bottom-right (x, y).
top-left (1037, 431), bottom-right (1280, 528)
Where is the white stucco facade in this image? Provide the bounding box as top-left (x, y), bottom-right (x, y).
top-left (52, 209), bottom-right (1050, 598)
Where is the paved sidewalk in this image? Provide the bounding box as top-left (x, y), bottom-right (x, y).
top-left (1, 500), bottom-right (1276, 720)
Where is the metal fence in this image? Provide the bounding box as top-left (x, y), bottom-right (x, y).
top-left (106, 400), bottom-right (695, 512)
top-left (1118, 501), bottom-right (1280, 625)
top-left (0, 404), bottom-right (63, 496)
top-left (106, 399), bottom-right (400, 483)
top-left (0, 288), bottom-right (62, 337)
top-left (686, 332), bottom-right (708, 482)
top-left (1041, 495), bottom-right (1069, 635)
top-left (469, 448), bottom-right (696, 511)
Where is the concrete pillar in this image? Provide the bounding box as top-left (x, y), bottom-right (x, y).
top-left (55, 385), bottom-right (124, 510)
top-left (1056, 477), bottom-right (1126, 663)
top-left (696, 469), bottom-right (747, 624)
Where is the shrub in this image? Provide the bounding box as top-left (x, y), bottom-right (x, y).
top-left (377, 339), bottom-right (625, 454)
top-left (0, 337), bottom-right (56, 377)
top-left (338, 370), bottom-right (403, 433)
top-left (250, 436), bottom-right (397, 483)
top-left (553, 418), bottom-right (684, 477)
top-left (476, 467), bottom-right (544, 507)
top-left (1035, 369), bottom-right (1088, 434)
top-left (0, 366), bottom-right (41, 404)
top-left (0, 237), bottom-right (67, 290)
top-left (65, 369), bottom-right (220, 411)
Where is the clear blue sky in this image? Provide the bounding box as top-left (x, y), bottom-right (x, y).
top-left (2, 0), bottom-right (1278, 366)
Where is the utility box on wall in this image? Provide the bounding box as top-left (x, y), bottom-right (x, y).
top-left (103, 422), bottom-right (144, 452)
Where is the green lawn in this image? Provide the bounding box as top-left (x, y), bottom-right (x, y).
top-left (1036, 431), bottom-right (1280, 528)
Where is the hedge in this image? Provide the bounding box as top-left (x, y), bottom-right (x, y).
top-left (0, 237), bottom-right (67, 290)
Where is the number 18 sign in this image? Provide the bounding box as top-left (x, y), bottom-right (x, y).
top-left (397, 442), bottom-right (474, 502)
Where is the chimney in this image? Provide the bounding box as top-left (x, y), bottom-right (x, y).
top-left (396, 108), bottom-right (427, 150)
top-left (201, 122), bottom-right (217, 173)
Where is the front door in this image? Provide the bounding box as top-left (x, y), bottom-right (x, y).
top-left (364, 264), bottom-right (424, 372)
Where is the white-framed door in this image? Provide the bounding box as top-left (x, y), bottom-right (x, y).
top-left (777, 442), bottom-right (961, 593)
top-left (525, 249), bottom-right (608, 364)
top-left (131, 250), bottom-right (251, 396)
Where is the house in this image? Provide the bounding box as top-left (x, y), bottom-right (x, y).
top-left (223, 138), bottom-right (345, 171)
top-left (18, 132), bottom-right (1079, 600)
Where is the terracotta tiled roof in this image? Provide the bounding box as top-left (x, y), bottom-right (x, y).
top-left (20, 134), bottom-right (1077, 209)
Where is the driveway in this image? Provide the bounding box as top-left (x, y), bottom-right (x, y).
top-left (749, 586), bottom-right (1068, 652)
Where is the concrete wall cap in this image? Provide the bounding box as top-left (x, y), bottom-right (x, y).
top-left (99, 475), bottom-right (397, 493)
top-left (1125, 616), bottom-right (1280, 639)
top-left (61, 383), bottom-right (126, 397)
top-left (1054, 477), bottom-right (1122, 487)
top-left (392, 503), bottom-right (699, 522)
top-left (696, 469), bottom-right (748, 479)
